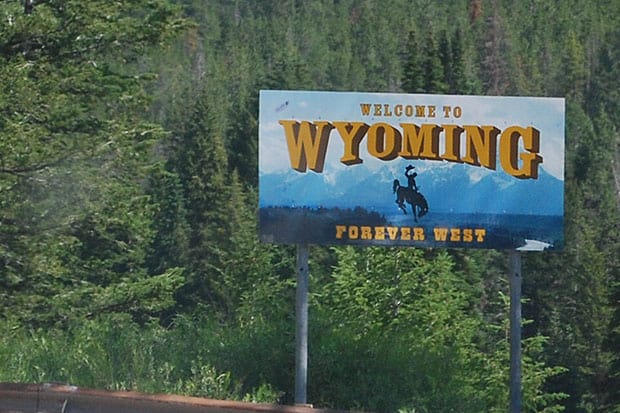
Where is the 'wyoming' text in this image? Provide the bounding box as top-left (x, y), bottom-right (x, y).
top-left (279, 120), bottom-right (542, 179)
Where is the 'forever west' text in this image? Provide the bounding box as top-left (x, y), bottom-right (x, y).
top-left (279, 120), bottom-right (542, 179)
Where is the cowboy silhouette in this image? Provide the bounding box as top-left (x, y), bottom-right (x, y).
top-left (392, 164), bottom-right (428, 222)
top-left (405, 165), bottom-right (418, 191)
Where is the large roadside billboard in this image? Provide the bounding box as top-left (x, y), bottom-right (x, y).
top-left (258, 90), bottom-right (565, 250)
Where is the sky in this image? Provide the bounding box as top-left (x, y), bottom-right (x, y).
top-left (258, 90), bottom-right (565, 181)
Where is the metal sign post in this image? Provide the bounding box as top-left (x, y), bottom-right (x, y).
top-left (509, 250), bottom-right (522, 413)
top-left (295, 244), bottom-right (310, 405)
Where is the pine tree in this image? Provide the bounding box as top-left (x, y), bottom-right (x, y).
top-left (168, 85), bottom-right (233, 309)
top-left (145, 166), bottom-right (190, 276)
top-left (0, 0), bottom-right (186, 326)
top-left (587, 31), bottom-right (620, 412)
top-left (449, 29), bottom-right (474, 94)
top-left (439, 31), bottom-right (454, 92)
top-left (562, 30), bottom-right (587, 101)
top-left (523, 102), bottom-right (617, 411)
top-left (227, 93), bottom-right (259, 186)
top-left (481, 0), bottom-right (509, 95)
top-left (402, 30), bottom-right (425, 93)
top-left (422, 32), bottom-right (448, 94)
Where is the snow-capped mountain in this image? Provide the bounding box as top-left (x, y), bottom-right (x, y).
top-left (259, 161), bottom-right (563, 216)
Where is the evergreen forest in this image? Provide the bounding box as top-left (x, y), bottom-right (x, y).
top-left (1, 0), bottom-right (619, 412)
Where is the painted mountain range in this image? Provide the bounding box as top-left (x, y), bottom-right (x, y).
top-left (259, 162), bottom-right (563, 217)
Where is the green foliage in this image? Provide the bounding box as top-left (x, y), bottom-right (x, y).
top-left (145, 167), bottom-right (190, 276)
top-left (402, 30), bottom-right (425, 94)
top-left (310, 247), bottom-right (565, 412)
top-left (0, 314), bottom-right (280, 403)
top-left (0, 0), bottom-right (187, 326)
top-left (1, 0), bottom-right (619, 411)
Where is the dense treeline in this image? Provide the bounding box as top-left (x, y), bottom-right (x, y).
top-left (0, 0), bottom-right (618, 412)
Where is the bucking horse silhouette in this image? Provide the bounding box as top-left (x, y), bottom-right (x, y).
top-left (393, 179), bottom-right (429, 222)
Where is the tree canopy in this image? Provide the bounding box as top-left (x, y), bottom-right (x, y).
top-left (1, 0), bottom-right (618, 412)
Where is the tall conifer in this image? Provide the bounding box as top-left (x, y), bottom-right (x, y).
top-left (401, 31), bottom-right (425, 93)
top-left (170, 85), bottom-right (233, 308)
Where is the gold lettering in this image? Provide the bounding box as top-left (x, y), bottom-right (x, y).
top-left (280, 120), bottom-right (543, 179)
top-left (442, 106), bottom-right (451, 117)
top-left (413, 227), bottom-right (425, 240)
top-left (450, 228), bottom-right (461, 241)
top-left (361, 226), bottom-right (372, 239)
top-left (280, 120), bottom-right (334, 173)
top-left (387, 226), bottom-right (399, 240)
top-left (373, 104), bottom-right (382, 116)
top-left (333, 121), bottom-right (369, 166)
top-left (499, 126), bottom-right (542, 179)
top-left (428, 105), bottom-right (436, 117)
top-left (434, 227), bottom-right (449, 241)
top-left (367, 123), bottom-right (401, 160)
top-left (348, 225), bottom-right (359, 239)
top-left (399, 123), bottom-right (441, 160)
top-left (441, 124), bottom-right (464, 162)
top-left (360, 103), bottom-right (372, 116)
top-left (401, 227), bottom-right (411, 240)
top-left (333, 225), bottom-right (487, 244)
top-left (336, 225), bottom-right (347, 239)
top-left (462, 125), bottom-right (499, 170)
top-left (374, 226), bottom-right (385, 240)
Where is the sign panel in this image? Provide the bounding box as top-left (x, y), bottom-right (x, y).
top-left (259, 90), bottom-right (564, 250)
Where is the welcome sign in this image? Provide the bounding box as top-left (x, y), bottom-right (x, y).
top-left (259, 90), bottom-right (564, 250)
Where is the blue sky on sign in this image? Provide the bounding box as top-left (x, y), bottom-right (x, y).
top-left (258, 90), bottom-right (565, 181)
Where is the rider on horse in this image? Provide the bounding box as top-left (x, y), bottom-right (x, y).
top-left (405, 164), bottom-right (418, 192)
top-left (393, 164), bottom-right (428, 221)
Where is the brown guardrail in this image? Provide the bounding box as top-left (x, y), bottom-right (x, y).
top-left (0, 383), bottom-right (350, 413)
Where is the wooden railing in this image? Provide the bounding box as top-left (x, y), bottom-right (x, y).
top-left (0, 383), bottom-right (350, 413)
